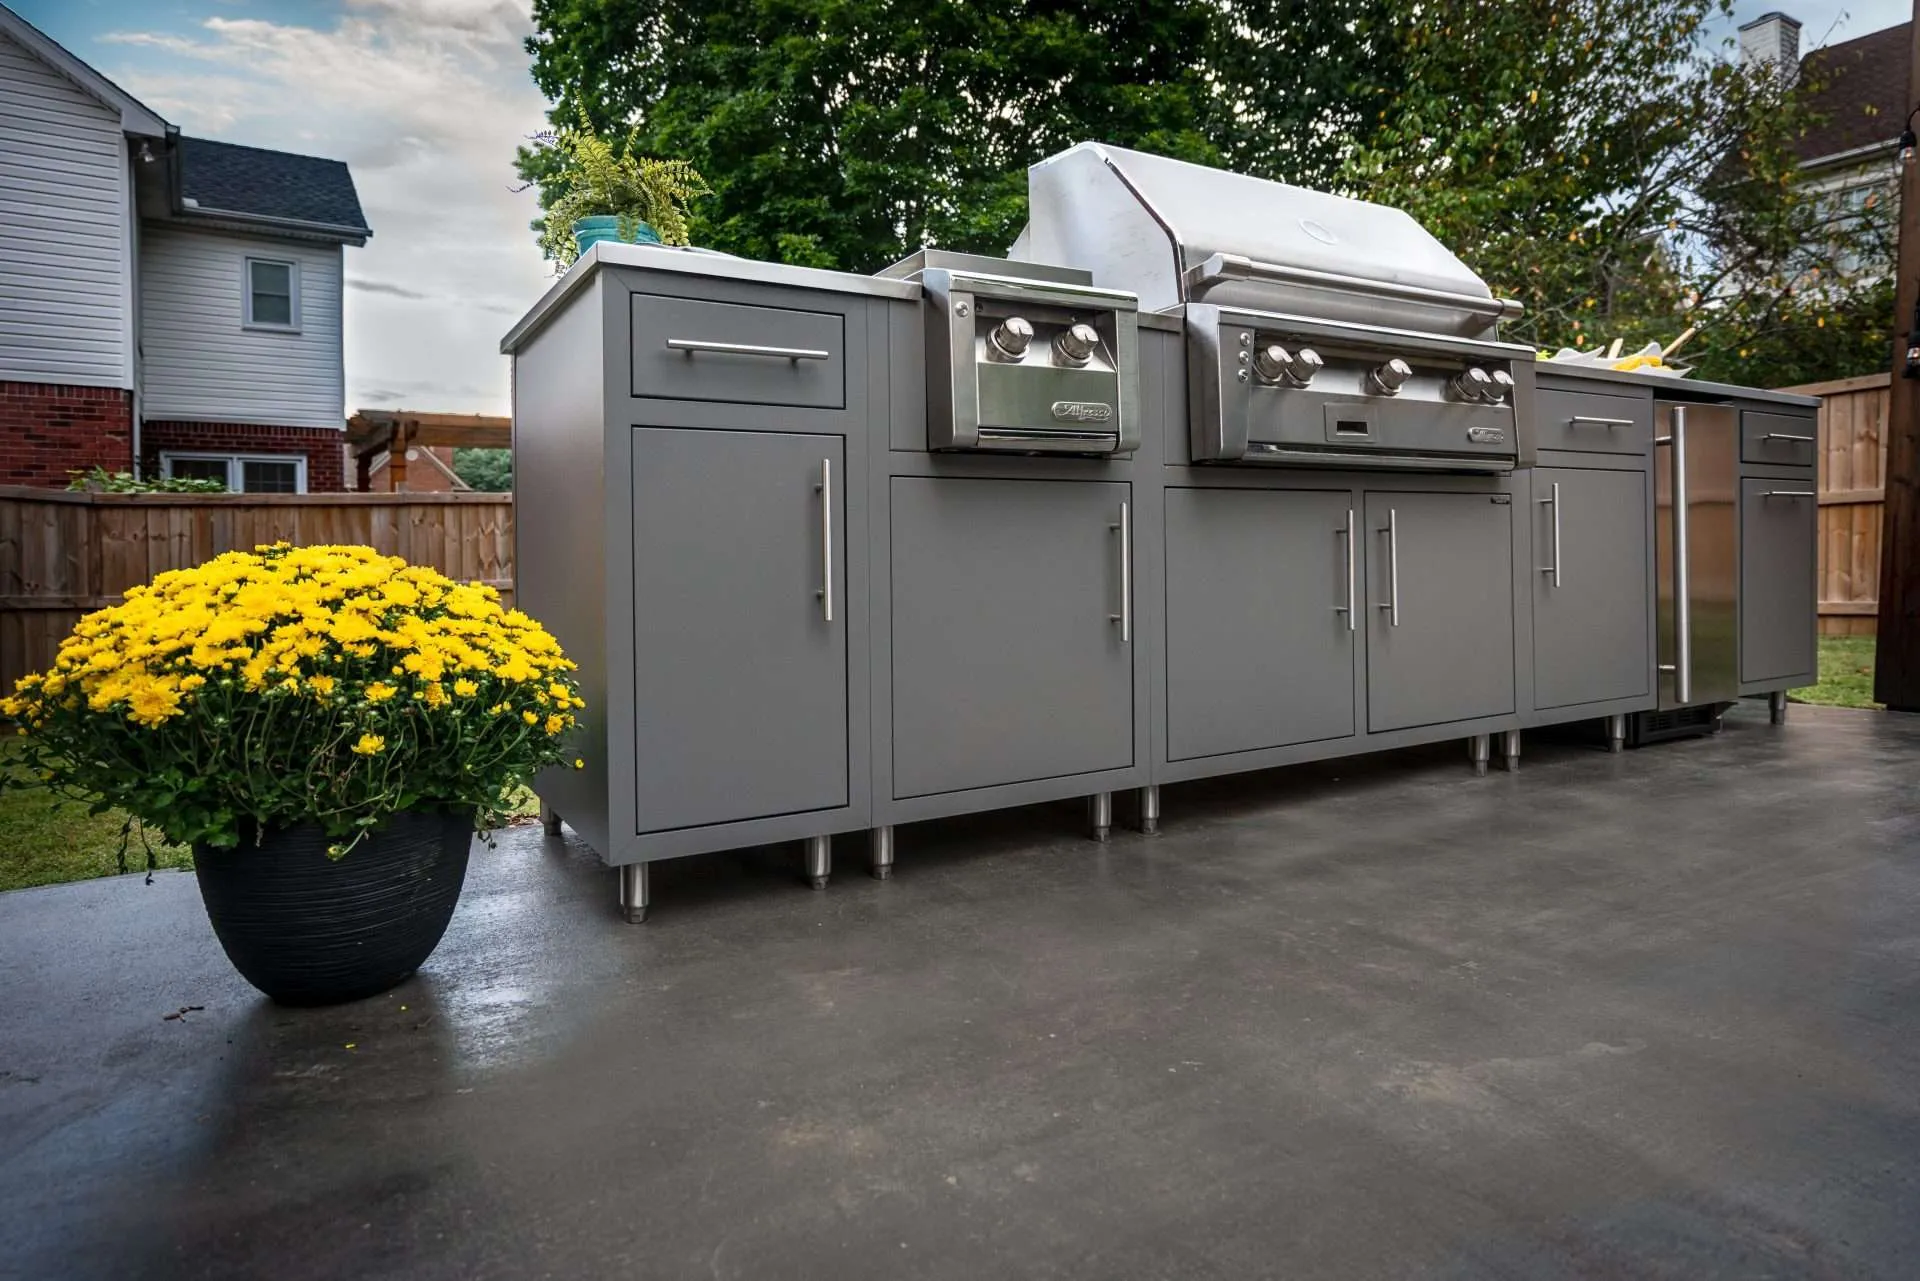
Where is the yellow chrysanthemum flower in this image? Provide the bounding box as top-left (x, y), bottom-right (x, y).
top-left (350, 733), bottom-right (386, 756)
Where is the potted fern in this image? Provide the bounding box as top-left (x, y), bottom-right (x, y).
top-left (533, 117), bottom-right (709, 267)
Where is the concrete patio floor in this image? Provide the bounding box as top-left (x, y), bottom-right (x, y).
top-left (3, 701), bottom-right (1918, 1280)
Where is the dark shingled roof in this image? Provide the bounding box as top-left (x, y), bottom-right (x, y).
top-left (1792, 23), bottom-right (1909, 167)
top-left (177, 136), bottom-right (370, 236)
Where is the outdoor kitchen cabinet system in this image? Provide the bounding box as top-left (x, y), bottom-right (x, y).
top-left (504, 143), bottom-right (1817, 922)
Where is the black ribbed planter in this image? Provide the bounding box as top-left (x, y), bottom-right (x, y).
top-left (193, 810), bottom-right (473, 1006)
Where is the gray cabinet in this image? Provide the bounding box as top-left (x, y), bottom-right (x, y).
top-left (1740, 478), bottom-right (1817, 684)
top-left (629, 428), bottom-right (847, 832)
top-left (889, 477), bottom-right (1133, 798)
top-left (1163, 486), bottom-right (1356, 759)
top-left (1532, 467), bottom-right (1651, 709)
top-left (1365, 491), bottom-right (1515, 732)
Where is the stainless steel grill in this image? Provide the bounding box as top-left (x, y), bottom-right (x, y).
top-left (1014, 143), bottom-right (1538, 471)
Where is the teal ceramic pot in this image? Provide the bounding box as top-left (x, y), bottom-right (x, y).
top-left (572, 215), bottom-right (662, 257)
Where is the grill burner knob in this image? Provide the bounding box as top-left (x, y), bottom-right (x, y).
top-left (1053, 322), bottom-right (1101, 365)
top-left (987, 316), bottom-right (1034, 361)
top-left (1488, 369), bottom-right (1515, 402)
top-left (1251, 344), bottom-right (1324, 388)
top-left (1367, 357), bottom-right (1413, 396)
top-left (1450, 367), bottom-right (1494, 402)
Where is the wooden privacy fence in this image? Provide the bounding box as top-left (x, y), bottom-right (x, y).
top-left (1778, 373), bottom-right (1890, 636)
top-left (0, 488), bottom-right (514, 695)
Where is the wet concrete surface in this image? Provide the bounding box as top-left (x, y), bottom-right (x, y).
top-left (3, 701), bottom-right (1919, 1280)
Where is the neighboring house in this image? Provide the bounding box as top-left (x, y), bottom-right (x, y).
top-left (1741, 11), bottom-right (1904, 276)
top-left (0, 4), bottom-right (369, 492)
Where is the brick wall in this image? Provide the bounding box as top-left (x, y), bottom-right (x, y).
top-left (143, 421), bottom-right (346, 492)
top-left (0, 381), bottom-right (134, 486)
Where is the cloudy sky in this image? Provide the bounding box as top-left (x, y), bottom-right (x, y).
top-left (11, 0), bottom-right (1912, 415)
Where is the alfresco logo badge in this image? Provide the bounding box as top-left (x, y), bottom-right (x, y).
top-left (1052, 401), bottom-right (1114, 423)
top-left (1467, 426), bottom-right (1507, 444)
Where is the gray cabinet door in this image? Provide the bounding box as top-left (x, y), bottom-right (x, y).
top-left (1740, 479), bottom-right (1817, 683)
top-left (630, 428), bottom-right (846, 833)
top-left (1164, 487), bottom-right (1356, 759)
top-left (1365, 491), bottom-right (1515, 732)
top-left (890, 477), bottom-right (1133, 798)
top-left (1532, 467), bottom-right (1651, 709)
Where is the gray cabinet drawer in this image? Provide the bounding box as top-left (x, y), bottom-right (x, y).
top-left (1741, 410), bottom-right (1817, 468)
top-left (1536, 388), bottom-right (1651, 455)
top-left (630, 292), bottom-right (846, 409)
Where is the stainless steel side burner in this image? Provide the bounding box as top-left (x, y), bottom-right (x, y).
top-left (880, 249), bottom-right (1140, 455)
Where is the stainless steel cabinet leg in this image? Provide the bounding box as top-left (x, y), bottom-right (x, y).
top-left (1769, 691), bottom-right (1787, 725)
top-left (1137, 785), bottom-right (1160, 836)
top-left (618, 863), bottom-right (649, 924)
top-left (1468, 734), bottom-right (1491, 777)
top-left (1606, 714), bottom-right (1627, 754)
top-left (1089, 792), bottom-right (1113, 843)
top-left (804, 835), bottom-right (832, 890)
top-left (869, 826), bottom-right (895, 881)
top-left (540, 803), bottom-right (561, 837)
top-left (1502, 728), bottom-right (1521, 773)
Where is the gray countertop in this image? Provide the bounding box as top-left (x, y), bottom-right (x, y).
top-left (1534, 360), bottom-right (1820, 408)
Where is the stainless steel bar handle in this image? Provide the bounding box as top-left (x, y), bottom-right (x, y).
top-left (1763, 489), bottom-right (1817, 498)
top-left (1672, 410), bottom-right (1691, 704)
top-left (1762, 433), bottom-right (1814, 443)
top-left (1569, 415), bottom-right (1635, 429)
top-left (1537, 482), bottom-right (1561, 586)
top-left (816, 459), bottom-right (833, 623)
top-left (1377, 509), bottom-right (1400, 627)
top-left (1334, 507), bottom-right (1356, 631)
top-left (666, 338), bottom-right (831, 361)
top-left (1109, 501), bottom-right (1132, 643)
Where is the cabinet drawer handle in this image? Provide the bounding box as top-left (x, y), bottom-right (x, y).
top-left (1762, 433), bottom-right (1813, 444)
top-left (1537, 481), bottom-right (1562, 587)
top-left (1334, 507), bottom-right (1356, 631)
top-left (1568, 415), bottom-right (1634, 429)
top-left (1109, 500), bottom-right (1131, 643)
top-left (666, 338), bottom-right (831, 361)
top-left (1376, 508), bottom-right (1400, 627)
top-left (815, 459), bottom-right (833, 623)
top-left (1762, 489), bottom-right (1816, 498)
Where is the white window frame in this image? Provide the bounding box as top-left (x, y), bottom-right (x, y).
top-left (160, 451), bottom-right (308, 494)
top-left (243, 257), bottom-right (301, 332)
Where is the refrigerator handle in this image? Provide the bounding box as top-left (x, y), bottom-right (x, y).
top-left (1653, 410), bottom-right (1693, 705)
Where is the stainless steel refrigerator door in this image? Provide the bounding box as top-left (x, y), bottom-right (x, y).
top-left (1654, 402), bottom-right (1738, 709)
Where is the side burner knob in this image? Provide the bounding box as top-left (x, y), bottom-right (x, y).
top-left (1053, 322), bottom-right (1101, 365)
top-left (987, 316), bottom-right (1034, 361)
top-left (1367, 357), bottom-right (1413, 396)
top-left (1450, 367), bottom-right (1494, 402)
top-left (1488, 369), bottom-right (1515, 402)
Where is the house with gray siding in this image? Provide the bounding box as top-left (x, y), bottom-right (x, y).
top-left (0, 4), bottom-right (369, 491)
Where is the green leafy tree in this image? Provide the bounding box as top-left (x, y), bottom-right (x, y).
top-left (453, 448), bottom-right (513, 493)
top-left (1339, 0), bottom-right (1892, 385)
top-left (518, 0), bottom-right (1396, 273)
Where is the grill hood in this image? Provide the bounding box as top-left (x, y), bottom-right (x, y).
top-left (1013, 142), bottom-right (1520, 339)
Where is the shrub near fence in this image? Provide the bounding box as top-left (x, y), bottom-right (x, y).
top-left (0, 488), bottom-right (514, 697)
top-left (1778, 374), bottom-right (1890, 637)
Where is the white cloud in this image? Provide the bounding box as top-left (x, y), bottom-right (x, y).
top-left (102, 0), bottom-right (555, 414)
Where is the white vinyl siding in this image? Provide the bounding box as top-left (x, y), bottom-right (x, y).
top-left (0, 30), bottom-right (130, 388)
top-left (140, 226), bottom-right (344, 430)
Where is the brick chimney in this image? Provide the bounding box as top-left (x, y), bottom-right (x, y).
top-left (1738, 11), bottom-right (1803, 76)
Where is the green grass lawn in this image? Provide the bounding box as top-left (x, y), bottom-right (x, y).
top-left (1793, 636), bottom-right (1879, 710)
top-left (0, 737), bottom-right (191, 892)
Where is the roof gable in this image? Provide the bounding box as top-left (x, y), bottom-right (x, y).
top-left (1792, 22), bottom-right (1909, 168)
top-left (0, 3), bottom-right (166, 137)
top-left (177, 137), bottom-right (371, 242)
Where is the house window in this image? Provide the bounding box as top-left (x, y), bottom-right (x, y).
top-left (160, 452), bottom-right (307, 494)
top-left (244, 258), bottom-right (300, 331)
